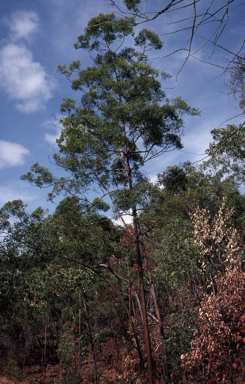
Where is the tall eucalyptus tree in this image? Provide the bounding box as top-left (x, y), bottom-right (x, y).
top-left (22, 12), bottom-right (198, 382)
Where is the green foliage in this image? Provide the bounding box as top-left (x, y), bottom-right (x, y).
top-left (58, 333), bottom-right (81, 364)
top-left (206, 55), bottom-right (245, 191)
top-left (74, 13), bottom-right (135, 50)
top-left (227, 54), bottom-right (245, 111)
top-left (21, 162), bottom-right (55, 188)
top-left (23, 12), bottom-right (197, 213)
top-left (134, 28), bottom-right (163, 51)
top-left (165, 310), bottom-right (197, 383)
top-left (57, 334), bottom-right (81, 384)
top-left (158, 165), bottom-right (188, 194)
top-left (3, 359), bottom-right (23, 381)
top-left (141, 163), bottom-right (245, 298)
top-left (206, 123), bottom-right (245, 186)
top-left (121, 0), bottom-right (141, 11)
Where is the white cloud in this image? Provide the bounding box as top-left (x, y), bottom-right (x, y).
top-left (148, 175), bottom-right (158, 185)
top-left (112, 210), bottom-right (133, 227)
top-left (43, 116), bottom-right (63, 146)
top-left (0, 43), bottom-right (56, 113)
top-left (45, 131), bottom-right (60, 145)
top-left (0, 11), bottom-right (56, 113)
top-left (8, 10), bottom-right (39, 41)
top-left (0, 140), bottom-right (30, 169)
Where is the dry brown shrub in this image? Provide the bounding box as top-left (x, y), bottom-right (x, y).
top-left (182, 200), bottom-right (245, 383)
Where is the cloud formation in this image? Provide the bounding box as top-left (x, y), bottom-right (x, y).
top-left (42, 116), bottom-right (63, 146)
top-left (112, 210), bottom-right (133, 227)
top-left (45, 130), bottom-right (61, 145)
top-left (0, 11), bottom-right (56, 112)
top-left (8, 10), bottom-right (39, 41)
top-left (0, 140), bottom-right (30, 169)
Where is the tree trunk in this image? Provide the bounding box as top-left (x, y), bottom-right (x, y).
top-left (133, 214), bottom-right (154, 384)
top-left (140, 237), bottom-right (169, 382)
top-left (123, 134), bottom-right (154, 383)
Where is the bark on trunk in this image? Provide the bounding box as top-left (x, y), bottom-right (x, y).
top-left (140, 238), bottom-right (169, 382)
top-left (133, 214), bottom-right (154, 384)
top-left (124, 134), bottom-right (154, 383)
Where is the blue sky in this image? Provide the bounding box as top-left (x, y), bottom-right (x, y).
top-left (0, 0), bottom-right (244, 213)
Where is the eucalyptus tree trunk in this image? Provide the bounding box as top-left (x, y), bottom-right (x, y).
top-left (133, 214), bottom-right (154, 384)
top-left (139, 234), bottom-right (169, 382)
top-left (126, 147), bottom-right (154, 383)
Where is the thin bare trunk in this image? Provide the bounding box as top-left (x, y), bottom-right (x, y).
top-left (140, 238), bottom-right (169, 382)
top-left (132, 286), bottom-right (144, 324)
top-left (62, 255), bottom-right (144, 369)
top-left (123, 130), bottom-right (154, 382)
top-left (134, 215), bottom-right (154, 383)
top-left (50, 314), bottom-right (59, 348)
top-left (106, 276), bottom-right (144, 369)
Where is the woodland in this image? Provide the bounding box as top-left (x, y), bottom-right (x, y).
top-left (0, 0), bottom-right (245, 383)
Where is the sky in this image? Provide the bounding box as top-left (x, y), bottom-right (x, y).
top-left (0, 0), bottom-right (244, 214)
